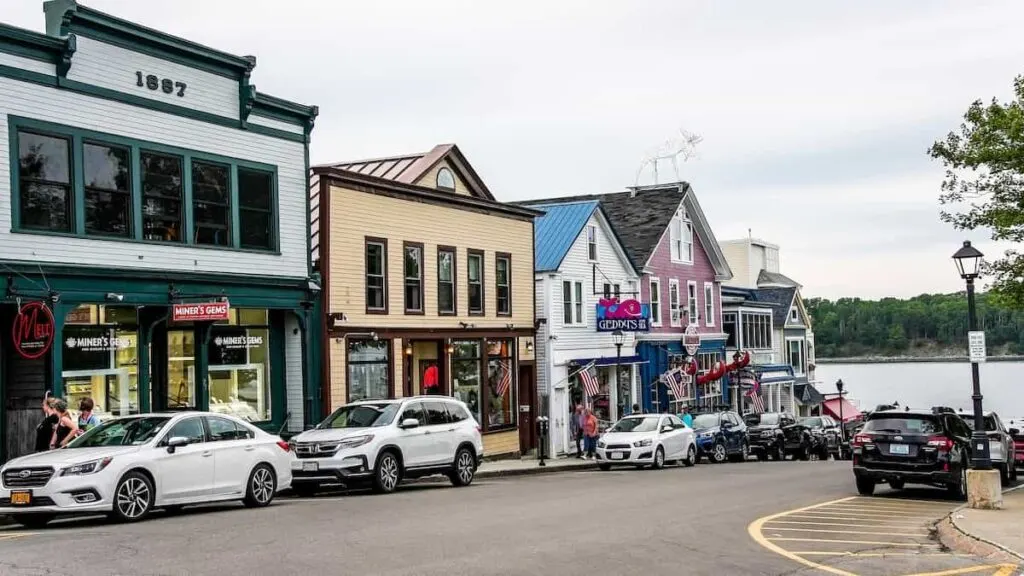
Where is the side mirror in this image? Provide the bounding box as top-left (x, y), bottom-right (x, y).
top-left (399, 418), bottom-right (420, 429)
top-left (166, 436), bottom-right (190, 453)
top-left (1010, 428), bottom-right (1020, 436)
top-left (661, 425), bottom-right (673, 434)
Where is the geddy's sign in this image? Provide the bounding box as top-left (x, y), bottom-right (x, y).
top-left (595, 298), bottom-right (651, 332)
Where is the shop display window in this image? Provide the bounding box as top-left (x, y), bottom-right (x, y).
top-left (451, 340), bottom-right (481, 423)
top-left (62, 305), bottom-right (139, 418)
top-left (208, 308), bottom-right (271, 422)
top-left (348, 339), bottom-right (390, 402)
top-left (167, 329), bottom-right (196, 410)
top-left (486, 339), bottom-right (516, 430)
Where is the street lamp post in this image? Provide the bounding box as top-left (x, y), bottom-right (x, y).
top-left (612, 329), bottom-right (625, 415)
top-left (835, 379), bottom-right (845, 442)
top-left (953, 240), bottom-right (991, 470)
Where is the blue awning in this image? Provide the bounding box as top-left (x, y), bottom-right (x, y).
top-left (570, 355), bottom-right (647, 367)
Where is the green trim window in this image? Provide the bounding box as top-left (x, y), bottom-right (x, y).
top-left (17, 130), bottom-right (73, 232)
top-left (8, 117), bottom-right (279, 253)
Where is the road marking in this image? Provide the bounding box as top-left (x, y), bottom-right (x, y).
top-left (900, 565), bottom-right (1021, 576)
top-left (748, 496), bottom-right (862, 576)
top-left (0, 533), bottom-right (33, 541)
top-left (764, 527), bottom-right (932, 537)
top-left (792, 552), bottom-right (975, 557)
top-left (768, 537), bottom-right (941, 548)
top-left (785, 512), bottom-right (933, 522)
top-left (767, 520), bottom-right (933, 529)
top-left (788, 509), bottom-right (936, 518)
top-left (825, 504), bottom-right (952, 513)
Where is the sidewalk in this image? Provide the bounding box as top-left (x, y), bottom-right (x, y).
top-left (949, 486), bottom-right (1024, 561)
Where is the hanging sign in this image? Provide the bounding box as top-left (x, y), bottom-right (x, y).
top-left (595, 298), bottom-right (651, 332)
top-left (683, 324), bottom-right (701, 356)
top-left (173, 301), bottom-right (230, 322)
top-left (12, 301), bottom-right (55, 360)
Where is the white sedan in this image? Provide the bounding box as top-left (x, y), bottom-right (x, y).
top-left (596, 414), bottom-right (697, 470)
top-left (0, 412), bottom-right (293, 527)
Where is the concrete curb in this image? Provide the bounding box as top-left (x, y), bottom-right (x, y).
top-left (0, 515), bottom-right (11, 528)
top-left (944, 483), bottom-right (1024, 562)
top-left (475, 461), bottom-right (599, 479)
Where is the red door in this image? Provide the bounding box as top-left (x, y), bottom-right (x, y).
top-left (518, 364), bottom-right (536, 453)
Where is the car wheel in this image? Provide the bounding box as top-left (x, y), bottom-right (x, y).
top-left (291, 484), bottom-right (318, 498)
top-left (712, 441), bottom-right (728, 463)
top-left (948, 456), bottom-right (968, 501)
top-left (742, 441), bottom-right (750, 461)
top-left (111, 471), bottom-right (154, 523)
top-left (999, 464), bottom-right (1010, 487)
top-left (797, 442), bottom-right (810, 461)
top-left (889, 479), bottom-right (905, 490)
top-left (598, 463), bottom-right (612, 471)
top-left (449, 447), bottom-right (476, 487)
top-left (772, 443), bottom-right (784, 461)
top-left (244, 464), bottom-right (277, 508)
top-left (652, 446), bottom-right (666, 469)
top-left (856, 477), bottom-right (876, 496)
top-left (683, 444), bottom-right (697, 467)
top-left (372, 450), bottom-right (402, 494)
top-left (13, 513), bottom-right (55, 529)
top-left (756, 451), bottom-right (767, 462)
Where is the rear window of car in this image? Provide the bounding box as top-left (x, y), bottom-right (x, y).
top-left (962, 415), bottom-right (997, 432)
top-left (863, 416), bottom-right (940, 435)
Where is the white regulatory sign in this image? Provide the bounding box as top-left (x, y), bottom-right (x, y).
top-left (968, 330), bottom-right (986, 363)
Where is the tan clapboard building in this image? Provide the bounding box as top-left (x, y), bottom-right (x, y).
top-left (310, 145), bottom-right (539, 456)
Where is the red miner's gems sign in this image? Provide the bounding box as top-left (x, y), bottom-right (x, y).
top-left (12, 301), bottom-right (56, 360)
top-left (172, 301), bottom-right (230, 322)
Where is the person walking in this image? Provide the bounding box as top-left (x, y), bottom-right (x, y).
top-left (76, 397), bottom-right (101, 436)
top-left (34, 393), bottom-right (59, 452)
top-left (583, 408), bottom-right (599, 459)
top-left (681, 406), bottom-right (694, 428)
top-left (570, 404), bottom-right (585, 458)
top-left (50, 399), bottom-right (78, 449)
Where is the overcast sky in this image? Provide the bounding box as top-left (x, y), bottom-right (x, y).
top-left (8, 1), bottom-right (1023, 300)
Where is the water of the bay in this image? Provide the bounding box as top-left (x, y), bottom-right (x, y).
top-left (815, 361), bottom-right (1023, 426)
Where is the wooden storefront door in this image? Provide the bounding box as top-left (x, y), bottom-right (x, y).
top-left (518, 364), bottom-right (536, 453)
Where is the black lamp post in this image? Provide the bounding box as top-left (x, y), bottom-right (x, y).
top-left (835, 379), bottom-right (845, 442)
top-left (612, 329), bottom-right (625, 416)
top-left (953, 240), bottom-right (991, 470)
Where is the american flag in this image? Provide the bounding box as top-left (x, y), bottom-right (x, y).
top-left (496, 361), bottom-right (512, 398)
top-left (743, 370), bottom-right (765, 413)
top-left (580, 366), bottom-right (600, 398)
top-left (664, 368), bottom-right (687, 400)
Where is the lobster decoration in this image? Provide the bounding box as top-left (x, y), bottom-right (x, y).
top-left (690, 350), bottom-right (751, 385)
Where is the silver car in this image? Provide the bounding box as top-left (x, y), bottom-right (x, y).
top-left (961, 411), bottom-right (1017, 485)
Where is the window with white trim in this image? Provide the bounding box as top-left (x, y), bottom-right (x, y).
top-left (669, 280), bottom-right (681, 327)
top-left (687, 281), bottom-right (698, 325)
top-left (704, 283), bottom-right (715, 327)
top-left (587, 226), bottom-right (597, 261)
top-left (669, 207), bottom-right (693, 264)
top-left (788, 339), bottom-right (806, 374)
top-left (789, 307), bottom-right (799, 324)
top-left (562, 280), bottom-right (585, 326)
top-left (649, 278), bottom-right (661, 326)
top-left (740, 311), bottom-right (772, 349)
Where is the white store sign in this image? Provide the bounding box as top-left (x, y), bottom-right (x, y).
top-left (968, 331), bottom-right (986, 363)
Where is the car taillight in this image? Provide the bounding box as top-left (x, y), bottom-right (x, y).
top-left (853, 433), bottom-right (873, 446)
top-left (276, 440), bottom-right (291, 452)
top-left (927, 436), bottom-right (954, 451)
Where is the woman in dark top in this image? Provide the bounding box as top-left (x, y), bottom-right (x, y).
top-left (34, 395), bottom-right (58, 452)
top-left (51, 399), bottom-right (78, 449)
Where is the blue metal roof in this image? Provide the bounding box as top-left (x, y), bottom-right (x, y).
top-left (532, 200), bottom-right (600, 272)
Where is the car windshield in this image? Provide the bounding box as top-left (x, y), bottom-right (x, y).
top-left (692, 414), bottom-right (719, 429)
top-left (801, 417), bottom-right (823, 427)
top-left (863, 416), bottom-right (940, 435)
top-left (319, 403), bottom-right (400, 429)
top-left (609, 416), bottom-right (661, 433)
top-left (962, 415), bottom-right (998, 432)
top-left (66, 416), bottom-right (171, 448)
top-left (757, 414), bottom-right (781, 426)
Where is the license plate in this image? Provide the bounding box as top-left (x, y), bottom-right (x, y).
top-left (10, 491), bottom-right (31, 506)
top-left (302, 462), bottom-right (318, 472)
top-left (889, 443), bottom-right (909, 455)
top-left (609, 452), bottom-right (625, 460)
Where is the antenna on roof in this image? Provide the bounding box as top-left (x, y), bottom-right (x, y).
top-left (634, 128), bottom-right (702, 188)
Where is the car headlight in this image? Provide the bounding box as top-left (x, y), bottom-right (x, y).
top-left (597, 440), bottom-right (606, 449)
top-left (761, 431), bottom-right (773, 438)
top-left (60, 457), bottom-right (113, 476)
top-left (338, 435), bottom-right (374, 449)
top-left (633, 439), bottom-right (652, 448)
top-left (699, 431), bottom-right (715, 439)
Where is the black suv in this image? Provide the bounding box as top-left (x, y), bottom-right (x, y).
top-left (745, 412), bottom-right (813, 461)
top-left (852, 407), bottom-right (972, 499)
top-left (691, 410), bottom-right (749, 463)
top-left (800, 415), bottom-right (844, 460)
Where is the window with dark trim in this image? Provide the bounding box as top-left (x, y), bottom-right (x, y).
top-left (238, 168), bottom-right (274, 250)
top-left (486, 339), bottom-right (516, 431)
top-left (468, 250), bottom-right (484, 315)
top-left (83, 141), bottom-right (131, 238)
top-left (141, 151), bottom-right (183, 242)
top-left (365, 238), bottom-right (388, 313)
top-left (438, 246), bottom-right (456, 315)
top-left (404, 242), bottom-right (424, 314)
top-left (496, 253), bottom-right (511, 316)
top-left (436, 167), bottom-right (456, 191)
top-left (17, 130), bottom-right (72, 232)
top-left (192, 160), bottom-right (231, 246)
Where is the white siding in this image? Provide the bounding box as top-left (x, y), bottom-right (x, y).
top-left (534, 276), bottom-right (548, 400)
top-left (0, 74), bottom-right (307, 278)
top-left (0, 52), bottom-right (55, 75)
top-left (284, 314), bottom-right (304, 432)
top-left (249, 114), bottom-right (304, 135)
top-left (66, 36), bottom-right (239, 120)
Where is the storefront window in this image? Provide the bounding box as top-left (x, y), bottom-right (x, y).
top-left (591, 366), bottom-right (612, 424)
top-left (348, 340), bottom-right (390, 402)
top-left (167, 329), bottom-right (195, 410)
top-left (486, 339), bottom-right (516, 430)
top-left (62, 305), bottom-right (139, 418)
top-left (208, 308), bottom-right (271, 422)
top-left (452, 340), bottom-right (481, 423)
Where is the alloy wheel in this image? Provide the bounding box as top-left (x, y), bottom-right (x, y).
top-left (251, 467), bottom-right (275, 504)
top-left (379, 454), bottom-right (399, 492)
top-left (686, 445), bottom-right (696, 466)
top-left (654, 447), bottom-right (665, 468)
top-left (457, 451), bottom-right (475, 484)
top-left (742, 442), bottom-right (749, 461)
top-left (116, 476), bottom-right (151, 520)
top-left (713, 443), bottom-right (727, 463)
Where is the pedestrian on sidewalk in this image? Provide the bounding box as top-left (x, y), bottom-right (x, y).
top-left (632, 403), bottom-right (642, 415)
top-left (50, 399), bottom-right (78, 449)
top-left (583, 408), bottom-right (599, 459)
top-left (34, 392), bottom-right (59, 453)
top-left (76, 397), bottom-right (101, 436)
top-left (681, 406), bottom-right (693, 428)
top-left (571, 404), bottom-right (585, 458)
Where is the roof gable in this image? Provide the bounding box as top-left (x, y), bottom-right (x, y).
top-left (752, 287), bottom-right (798, 328)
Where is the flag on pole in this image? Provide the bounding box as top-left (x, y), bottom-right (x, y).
top-left (743, 370), bottom-right (765, 413)
top-left (580, 366), bottom-right (600, 398)
top-left (665, 368), bottom-right (687, 400)
top-left (496, 360), bottom-right (512, 398)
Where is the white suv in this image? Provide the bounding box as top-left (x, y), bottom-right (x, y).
top-left (288, 397), bottom-right (483, 495)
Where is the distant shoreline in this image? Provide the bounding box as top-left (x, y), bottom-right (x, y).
top-left (817, 356), bottom-right (1024, 364)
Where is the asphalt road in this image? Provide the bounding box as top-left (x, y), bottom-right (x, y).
top-left (0, 460), bottom-right (1017, 576)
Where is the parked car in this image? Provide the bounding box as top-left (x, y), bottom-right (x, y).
top-left (596, 414), bottom-right (696, 470)
top-left (0, 413), bottom-right (292, 528)
top-left (1009, 424), bottom-right (1024, 474)
top-left (851, 407), bottom-right (972, 499)
top-left (800, 415), bottom-right (843, 460)
top-left (745, 412), bottom-right (813, 461)
top-left (691, 410), bottom-right (749, 463)
top-left (288, 397), bottom-right (483, 496)
top-left (960, 411), bottom-right (1018, 485)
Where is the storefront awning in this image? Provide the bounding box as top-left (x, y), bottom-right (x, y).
top-left (823, 397), bottom-right (862, 422)
top-left (571, 355), bottom-right (647, 367)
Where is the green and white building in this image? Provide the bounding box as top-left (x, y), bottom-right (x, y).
top-left (0, 0), bottom-right (320, 461)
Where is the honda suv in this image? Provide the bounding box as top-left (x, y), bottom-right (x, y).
top-left (852, 407), bottom-right (972, 499)
top-left (288, 397), bottom-right (484, 495)
top-left (960, 411), bottom-right (1017, 486)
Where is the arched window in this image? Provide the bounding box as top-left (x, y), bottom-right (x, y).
top-left (436, 167), bottom-right (456, 191)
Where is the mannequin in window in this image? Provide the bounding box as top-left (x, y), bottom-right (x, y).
top-left (422, 362), bottom-right (439, 394)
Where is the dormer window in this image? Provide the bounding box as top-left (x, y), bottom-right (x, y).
top-left (669, 206), bottom-right (693, 264)
top-left (436, 167), bottom-right (456, 191)
top-left (789, 307), bottom-right (799, 323)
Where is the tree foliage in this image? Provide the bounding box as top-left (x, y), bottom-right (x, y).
top-left (806, 293), bottom-right (1024, 358)
top-left (930, 75), bottom-right (1024, 308)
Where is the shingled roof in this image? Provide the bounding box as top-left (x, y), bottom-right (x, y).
top-left (757, 269), bottom-right (801, 288)
top-left (752, 287), bottom-right (797, 327)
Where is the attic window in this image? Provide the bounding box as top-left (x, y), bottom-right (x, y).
top-left (789, 307), bottom-right (799, 323)
top-left (669, 207), bottom-right (693, 264)
top-left (436, 167), bottom-right (456, 191)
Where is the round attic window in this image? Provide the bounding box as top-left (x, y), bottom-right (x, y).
top-left (436, 167), bottom-right (456, 190)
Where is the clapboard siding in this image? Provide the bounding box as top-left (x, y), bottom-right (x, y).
top-left (534, 277), bottom-right (547, 399)
top-left (249, 114), bottom-right (304, 135)
top-left (284, 314), bottom-right (304, 432)
top-left (0, 51), bottom-right (55, 75)
top-left (0, 74), bottom-right (307, 278)
top-left (66, 36), bottom-right (239, 120)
